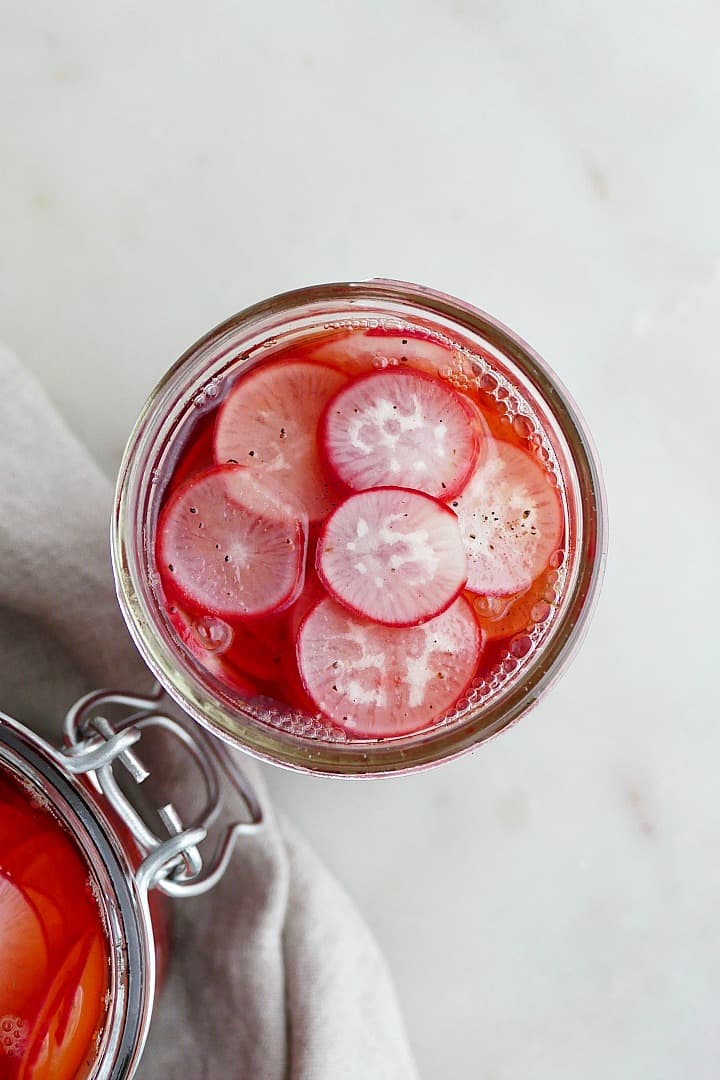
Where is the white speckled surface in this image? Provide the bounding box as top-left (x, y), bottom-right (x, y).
top-left (2, 3), bottom-right (719, 1076)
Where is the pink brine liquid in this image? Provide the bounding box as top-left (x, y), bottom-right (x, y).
top-left (155, 326), bottom-right (568, 740)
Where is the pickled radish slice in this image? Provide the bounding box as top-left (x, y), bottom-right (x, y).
top-left (1, 832), bottom-right (78, 899)
top-left (214, 359), bottom-right (347, 520)
top-left (0, 875), bottom-right (49, 1014)
top-left (316, 488), bottom-right (467, 627)
top-left (18, 933), bottom-right (107, 1080)
top-left (452, 442), bottom-right (563, 596)
top-left (1, 769), bottom-right (109, 1080)
top-left (158, 464), bottom-right (307, 619)
top-left (319, 368), bottom-right (481, 498)
top-left (304, 325), bottom-right (469, 378)
top-left (21, 888), bottom-right (67, 958)
top-left (297, 596), bottom-right (482, 737)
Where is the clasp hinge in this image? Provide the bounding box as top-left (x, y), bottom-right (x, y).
top-left (57, 686), bottom-right (263, 898)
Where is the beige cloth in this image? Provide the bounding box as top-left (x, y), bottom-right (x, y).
top-left (0, 347), bottom-right (419, 1080)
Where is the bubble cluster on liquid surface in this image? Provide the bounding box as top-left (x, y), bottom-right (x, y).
top-left (0, 1016), bottom-right (27, 1058)
top-left (451, 554), bottom-right (568, 719)
top-left (244, 700), bottom-right (349, 742)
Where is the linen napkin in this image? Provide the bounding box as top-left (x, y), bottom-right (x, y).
top-left (0, 346), bottom-right (419, 1080)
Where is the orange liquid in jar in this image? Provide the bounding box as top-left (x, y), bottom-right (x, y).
top-left (0, 768), bottom-right (109, 1080)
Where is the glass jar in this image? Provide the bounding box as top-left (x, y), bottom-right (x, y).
top-left (0, 688), bottom-right (262, 1078)
top-left (113, 280), bottom-right (607, 776)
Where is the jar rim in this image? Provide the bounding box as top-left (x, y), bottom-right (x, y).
top-left (112, 279), bottom-right (607, 776)
top-left (0, 714), bottom-right (155, 1078)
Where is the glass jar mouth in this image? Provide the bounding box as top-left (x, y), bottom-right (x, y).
top-left (0, 715), bottom-right (154, 1078)
top-left (112, 279), bottom-right (607, 777)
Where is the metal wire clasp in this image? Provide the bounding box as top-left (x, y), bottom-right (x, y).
top-left (56, 685), bottom-right (263, 898)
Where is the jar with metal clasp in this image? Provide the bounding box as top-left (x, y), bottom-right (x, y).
top-left (0, 686), bottom-right (262, 1080)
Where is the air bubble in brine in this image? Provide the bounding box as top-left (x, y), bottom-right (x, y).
top-left (513, 415), bottom-right (535, 440)
top-left (530, 601), bottom-right (552, 624)
top-left (191, 616), bottom-right (233, 653)
top-left (509, 635), bottom-right (533, 659)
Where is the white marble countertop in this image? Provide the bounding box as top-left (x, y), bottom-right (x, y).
top-left (2, 3), bottom-right (719, 1077)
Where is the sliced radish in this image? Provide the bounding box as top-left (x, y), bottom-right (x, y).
top-left (297, 595), bottom-right (482, 737)
top-left (18, 932), bottom-right (107, 1080)
top-left (319, 368), bottom-right (481, 498)
top-left (22, 887), bottom-right (67, 958)
top-left (304, 325), bottom-right (472, 379)
top-left (316, 488), bottom-right (467, 627)
top-left (0, 874), bottom-right (49, 1014)
top-left (2, 831), bottom-right (83, 900)
top-left (157, 464), bottom-right (307, 619)
top-left (214, 359), bottom-right (347, 520)
top-left (451, 442), bottom-right (564, 596)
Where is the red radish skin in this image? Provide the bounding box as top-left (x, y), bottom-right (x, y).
top-left (0, 876), bottom-right (49, 1015)
top-left (157, 464), bottom-right (308, 619)
top-left (18, 932), bottom-right (107, 1080)
top-left (316, 487), bottom-right (468, 627)
top-left (303, 325), bottom-right (477, 379)
top-left (297, 595), bottom-right (482, 737)
top-left (21, 888), bottom-right (67, 959)
top-left (319, 368), bottom-right (481, 499)
top-left (214, 359), bottom-right (347, 521)
top-left (451, 441), bottom-right (563, 596)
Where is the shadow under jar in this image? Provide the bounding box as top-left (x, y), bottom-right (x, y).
top-left (113, 280), bottom-right (607, 777)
